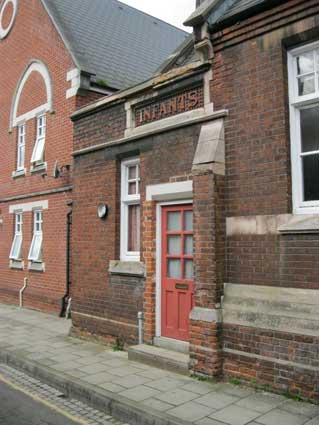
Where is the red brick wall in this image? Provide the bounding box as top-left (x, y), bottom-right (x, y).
top-left (72, 100), bottom-right (201, 342)
top-left (224, 324), bottom-right (319, 400)
top-left (211, 0), bottom-right (319, 397)
top-left (211, 0), bottom-right (319, 290)
top-left (0, 0), bottom-right (101, 313)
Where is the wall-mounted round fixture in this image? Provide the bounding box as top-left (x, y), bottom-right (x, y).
top-left (97, 203), bottom-right (108, 219)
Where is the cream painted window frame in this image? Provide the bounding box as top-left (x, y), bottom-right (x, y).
top-left (120, 158), bottom-right (140, 262)
top-left (288, 41), bottom-right (319, 214)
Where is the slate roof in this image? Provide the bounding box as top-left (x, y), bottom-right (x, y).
top-left (42, 0), bottom-right (188, 90)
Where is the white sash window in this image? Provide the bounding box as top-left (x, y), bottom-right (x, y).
top-left (31, 115), bottom-right (46, 164)
top-left (121, 158), bottom-right (140, 261)
top-left (10, 212), bottom-right (23, 260)
top-left (288, 42), bottom-right (319, 213)
top-left (28, 210), bottom-right (43, 262)
top-left (17, 124), bottom-right (25, 171)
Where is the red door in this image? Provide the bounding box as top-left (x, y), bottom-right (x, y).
top-left (161, 205), bottom-right (194, 341)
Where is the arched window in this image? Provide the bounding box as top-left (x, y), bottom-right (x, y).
top-left (11, 60), bottom-right (53, 175)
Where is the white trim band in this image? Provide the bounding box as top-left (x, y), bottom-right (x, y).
top-left (146, 180), bottom-right (193, 202)
top-left (9, 200), bottom-right (48, 214)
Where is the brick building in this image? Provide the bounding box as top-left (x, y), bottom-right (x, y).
top-left (71, 0), bottom-right (319, 400)
top-left (0, 0), bottom-right (187, 314)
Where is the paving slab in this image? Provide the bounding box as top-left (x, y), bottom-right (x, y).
top-left (167, 401), bottom-right (215, 422)
top-left (196, 418), bottom-right (225, 425)
top-left (280, 400), bottom-right (319, 418)
top-left (119, 385), bottom-right (161, 402)
top-left (256, 408), bottom-right (309, 425)
top-left (196, 392), bottom-right (239, 409)
top-left (304, 417), bottom-right (319, 425)
top-left (0, 304), bottom-right (318, 425)
top-left (155, 388), bottom-right (198, 405)
top-left (209, 404), bottom-right (260, 425)
top-left (235, 392), bottom-right (286, 413)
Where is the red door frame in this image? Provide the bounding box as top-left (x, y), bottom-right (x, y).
top-left (161, 204), bottom-right (194, 341)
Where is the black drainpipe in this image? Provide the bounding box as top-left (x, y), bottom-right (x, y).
top-left (60, 206), bottom-right (72, 317)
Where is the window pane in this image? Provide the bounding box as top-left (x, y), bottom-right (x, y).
top-left (184, 259), bottom-right (194, 280)
top-left (31, 138), bottom-right (45, 163)
top-left (301, 107), bottom-right (319, 153)
top-left (298, 75), bottom-right (315, 96)
top-left (167, 236), bottom-right (181, 255)
top-left (10, 234), bottom-right (22, 259)
top-left (128, 182), bottom-right (137, 195)
top-left (167, 259), bottom-right (181, 278)
top-left (18, 144), bottom-right (24, 169)
top-left (184, 211), bottom-right (193, 231)
top-left (167, 212), bottom-right (181, 231)
top-left (29, 234), bottom-right (42, 261)
top-left (128, 166), bottom-right (137, 179)
top-left (297, 51), bottom-right (314, 75)
top-left (303, 154), bottom-right (319, 202)
top-left (128, 204), bottom-right (140, 252)
top-left (184, 235), bottom-right (193, 255)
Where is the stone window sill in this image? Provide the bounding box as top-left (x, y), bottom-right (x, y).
top-left (109, 260), bottom-right (145, 277)
top-left (28, 261), bottom-right (45, 272)
top-left (12, 169), bottom-right (26, 179)
top-left (278, 214), bottom-right (319, 234)
top-left (31, 162), bottom-right (47, 174)
top-left (10, 260), bottom-right (24, 270)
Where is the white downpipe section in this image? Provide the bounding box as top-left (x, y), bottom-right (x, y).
top-left (138, 311), bottom-right (144, 345)
top-left (19, 277), bottom-right (28, 308)
top-left (65, 297), bottom-right (72, 319)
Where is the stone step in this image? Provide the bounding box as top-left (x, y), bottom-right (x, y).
top-left (153, 336), bottom-right (189, 354)
top-left (128, 344), bottom-right (190, 375)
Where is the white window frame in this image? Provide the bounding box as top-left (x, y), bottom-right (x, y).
top-left (288, 41), bottom-right (319, 214)
top-left (9, 212), bottom-right (23, 260)
top-left (31, 114), bottom-right (46, 164)
top-left (120, 158), bottom-right (140, 261)
top-left (28, 209), bottom-right (43, 262)
top-left (17, 123), bottom-right (26, 171)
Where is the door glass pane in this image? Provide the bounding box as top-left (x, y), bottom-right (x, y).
top-left (301, 107), bottom-right (319, 152)
top-left (168, 236), bottom-right (181, 255)
top-left (298, 75), bottom-right (315, 96)
top-left (167, 212), bottom-right (181, 231)
top-left (128, 204), bottom-right (140, 251)
top-left (302, 154), bottom-right (319, 201)
top-left (184, 235), bottom-right (193, 255)
top-left (167, 259), bottom-right (181, 278)
top-left (184, 211), bottom-right (193, 231)
top-left (297, 51), bottom-right (314, 75)
top-left (184, 260), bottom-right (194, 280)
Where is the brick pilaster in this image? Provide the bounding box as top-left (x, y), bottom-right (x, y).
top-left (190, 168), bottom-right (225, 377)
top-left (142, 200), bottom-right (156, 343)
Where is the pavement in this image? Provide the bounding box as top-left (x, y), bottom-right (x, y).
top-left (0, 304), bottom-right (319, 425)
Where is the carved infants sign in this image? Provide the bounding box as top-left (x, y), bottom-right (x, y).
top-left (135, 85), bottom-right (204, 127)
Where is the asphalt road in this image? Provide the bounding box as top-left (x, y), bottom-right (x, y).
top-left (0, 379), bottom-right (81, 425)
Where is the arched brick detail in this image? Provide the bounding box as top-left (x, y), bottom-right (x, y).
top-left (10, 60), bottom-right (53, 129)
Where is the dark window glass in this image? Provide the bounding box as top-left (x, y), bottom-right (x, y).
top-left (303, 154), bottom-right (319, 201)
top-left (301, 106), bottom-right (319, 153)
